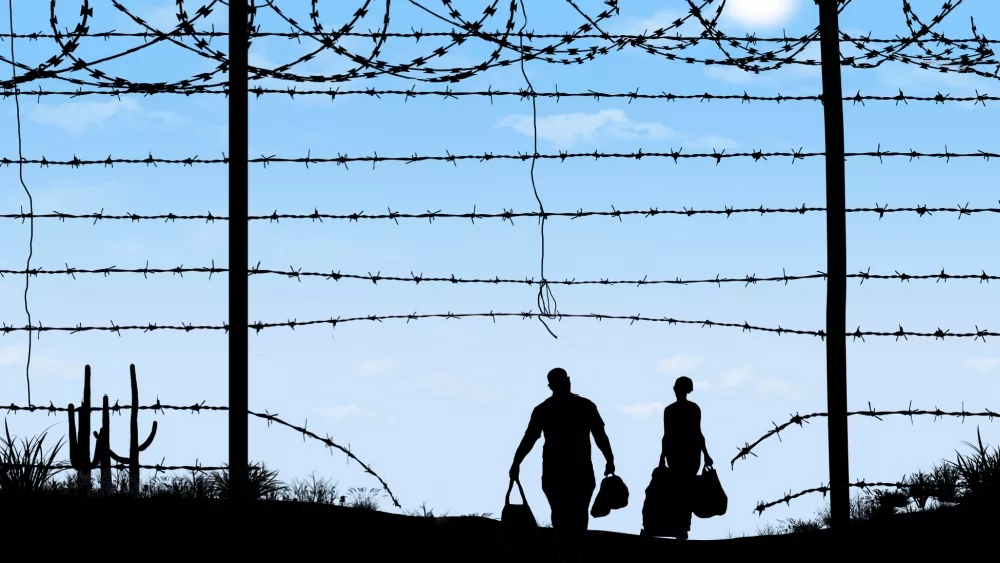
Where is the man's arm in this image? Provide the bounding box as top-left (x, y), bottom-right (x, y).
top-left (591, 403), bottom-right (615, 473)
top-left (510, 408), bottom-right (542, 474)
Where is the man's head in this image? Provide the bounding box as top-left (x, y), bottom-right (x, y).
top-left (674, 376), bottom-right (694, 399)
top-left (547, 367), bottom-right (571, 394)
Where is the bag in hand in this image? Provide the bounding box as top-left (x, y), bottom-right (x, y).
top-left (641, 464), bottom-right (682, 536)
top-left (591, 473), bottom-right (629, 518)
top-left (501, 478), bottom-right (538, 548)
top-left (693, 465), bottom-right (728, 519)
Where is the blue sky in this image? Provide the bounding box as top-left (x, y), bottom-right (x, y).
top-left (1, 0), bottom-right (999, 540)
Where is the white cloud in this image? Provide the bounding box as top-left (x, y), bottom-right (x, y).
top-left (143, 109), bottom-right (185, 127)
top-left (137, 4), bottom-right (183, 29)
top-left (620, 401), bottom-right (666, 418)
top-left (695, 366), bottom-right (805, 401)
top-left (248, 50), bottom-right (300, 91)
top-left (496, 109), bottom-right (673, 147)
top-left (27, 98), bottom-right (185, 134)
top-left (14, 180), bottom-right (133, 214)
top-left (721, 0), bottom-right (798, 28)
top-left (321, 404), bottom-right (365, 420)
top-left (615, 9), bottom-right (692, 35)
top-left (754, 378), bottom-right (807, 401)
top-left (0, 345), bottom-right (80, 380)
top-left (876, 62), bottom-right (986, 90)
top-left (703, 65), bottom-right (762, 85)
top-left (495, 109), bottom-right (738, 149)
top-left (354, 359), bottom-right (394, 377)
top-left (966, 358), bottom-right (1000, 372)
top-left (388, 372), bottom-right (499, 403)
top-left (0, 345), bottom-right (21, 367)
top-left (655, 355), bottom-right (701, 374)
top-left (249, 51), bottom-right (278, 71)
top-left (720, 367), bottom-right (752, 387)
top-left (29, 99), bottom-right (139, 134)
top-left (788, 43), bottom-right (822, 79)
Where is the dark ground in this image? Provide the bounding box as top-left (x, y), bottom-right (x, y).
top-left (1, 496), bottom-right (993, 560)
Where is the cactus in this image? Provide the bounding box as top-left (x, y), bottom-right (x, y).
top-left (67, 365), bottom-right (98, 493)
top-left (108, 364), bottom-right (157, 496)
top-left (92, 395), bottom-right (113, 494)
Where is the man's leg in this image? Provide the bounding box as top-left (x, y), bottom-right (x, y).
top-left (542, 481), bottom-right (567, 561)
top-left (560, 483), bottom-right (595, 562)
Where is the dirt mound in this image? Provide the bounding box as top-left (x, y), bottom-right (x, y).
top-left (2, 496), bottom-right (994, 560)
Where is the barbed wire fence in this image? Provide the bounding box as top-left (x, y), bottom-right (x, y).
top-left (0, 0), bottom-right (996, 525)
top-left (0, 400), bottom-right (401, 507)
top-left (731, 404), bottom-right (999, 515)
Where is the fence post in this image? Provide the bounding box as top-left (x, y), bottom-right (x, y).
top-left (228, 0), bottom-right (250, 502)
top-left (817, 0), bottom-right (850, 537)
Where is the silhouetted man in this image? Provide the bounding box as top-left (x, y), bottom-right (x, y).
top-left (660, 376), bottom-right (713, 539)
top-left (510, 367), bottom-right (615, 563)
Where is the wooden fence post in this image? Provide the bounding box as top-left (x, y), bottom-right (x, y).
top-left (228, 0), bottom-right (250, 503)
top-left (818, 0), bottom-right (850, 537)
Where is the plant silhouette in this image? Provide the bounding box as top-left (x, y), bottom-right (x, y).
top-left (107, 364), bottom-right (158, 496)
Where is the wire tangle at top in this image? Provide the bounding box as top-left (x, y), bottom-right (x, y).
top-left (0, 0), bottom-right (996, 95)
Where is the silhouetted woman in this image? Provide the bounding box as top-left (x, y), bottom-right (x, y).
top-left (660, 376), bottom-right (713, 539)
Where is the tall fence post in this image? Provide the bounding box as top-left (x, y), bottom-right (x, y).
top-left (817, 0), bottom-right (850, 536)
top-left (228, 0), bottom-right (250, 502)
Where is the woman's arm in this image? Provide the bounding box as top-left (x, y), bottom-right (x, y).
top-left (696, 406), bottom-right (713, 465)
top-left (660, 407), bottom-right (669, 464)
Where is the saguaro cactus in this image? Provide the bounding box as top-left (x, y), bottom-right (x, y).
top-left (108, 364), bottom-right (157, 496)
top-left (93, 395), bottom-right (113, 494)
top-left (67, 365), bottom-right (97, 493)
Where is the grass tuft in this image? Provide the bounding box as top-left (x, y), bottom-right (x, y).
top-left (0, 419), bottom-right (67, 494)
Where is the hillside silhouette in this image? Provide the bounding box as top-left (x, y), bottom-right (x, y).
top-left (1, 492), bottom-right (996, 560)
top-left (2, 422), bottom-right (997, 561)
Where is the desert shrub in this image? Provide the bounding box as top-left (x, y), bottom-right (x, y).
top-left (284, 472), bottom-right (339, 504)
top-left (0, 420), bottom-right (66, 495)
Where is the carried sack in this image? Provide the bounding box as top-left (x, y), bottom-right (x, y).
top-left (693, 465), bottom-right (728, 519)
top-left (641, 464), bottom-right (684, 536)
top-left (501, 478), bottom-right (537, 548)
top-left (591, 473), bottom-right (629, 518)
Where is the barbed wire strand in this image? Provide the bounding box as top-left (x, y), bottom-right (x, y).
top-left (3, 147), bottom-right (1000, 168)
top-left (1, 29), bottom-right (998, 45)
top-left (3, 204), bottom-right (1000, 224)
top-left (2, 264), bottom-right (998, 288)
top-left (0, 401), bottom-right (400, 508)
top-left (753, 479), bottom-right (937, 516)
top-left (0, 314), bottom-right (995, 342)
top-left (3, 87), bottom-right (998, 107)
top-left (731, 403), bottom-right (999, 470)
top-left (7, 0), bottom-right (33, 406)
